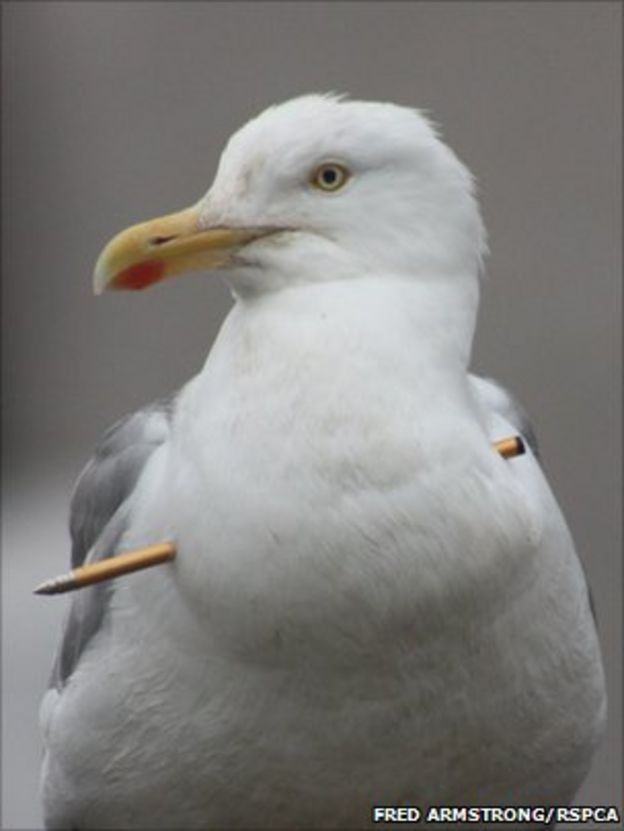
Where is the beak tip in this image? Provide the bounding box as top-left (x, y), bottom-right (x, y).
top-left (93, 248), bottom-right (111, 294)
top-left (92, 271), bottom-right (107, 295)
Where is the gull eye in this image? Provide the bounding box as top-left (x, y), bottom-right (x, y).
top-left (310, 162), bottom-right (350, 192)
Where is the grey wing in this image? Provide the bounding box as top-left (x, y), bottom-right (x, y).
top-left (69, 395), bottom-right (175, 568)
top-left (469, 373), bottom-right (597, 621)
top-left (49, 395), bottom-right (175, 689)
top-left (469, 374), bottom-right (540, 459)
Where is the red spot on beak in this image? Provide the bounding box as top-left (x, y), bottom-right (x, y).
top-left (112, 260), bottom-right (166, 291)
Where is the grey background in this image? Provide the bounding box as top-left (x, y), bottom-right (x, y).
top-left (2, 2), bottom-right (621, 827)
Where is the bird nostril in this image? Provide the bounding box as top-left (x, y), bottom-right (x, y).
top-left (149, 235), bottom-right (178, 246)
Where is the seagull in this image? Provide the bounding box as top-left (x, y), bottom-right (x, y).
top-left (40, 94), bottom-right (606, 829)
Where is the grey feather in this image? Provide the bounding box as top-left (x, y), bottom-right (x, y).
top-left (470, 373), bottom-right (597, 624)
top-left (49, 506), bottom-right (128, 689)
top-left (50, 396), bottom-right (175, 688)
top-left (69, 397), bottom-right (174, 568)
top-left (470, 374), bottom-right (540, 458)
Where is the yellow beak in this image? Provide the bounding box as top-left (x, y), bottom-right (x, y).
top-left (93, 204), bottom-right (281, 293)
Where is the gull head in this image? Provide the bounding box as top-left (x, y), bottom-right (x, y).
top-left (93, 94), bottom-right (487, 298)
